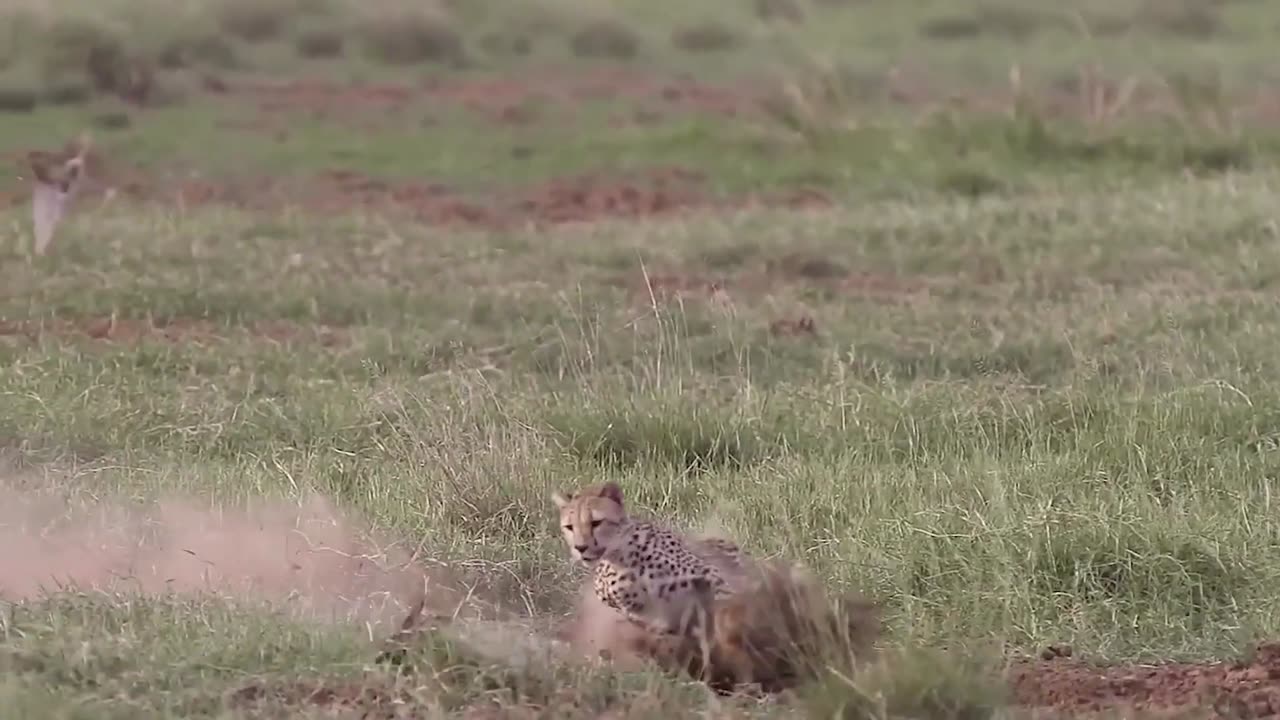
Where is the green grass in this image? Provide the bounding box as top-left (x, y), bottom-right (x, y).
top-left (4, 0), bottom-right (1279, 86)
top-left (4, 170), bottom-right (1280, 715)
top-left (0, 96), bottom-right (1271, 208)
top-left (3, 0), bottom-right (1280, 717)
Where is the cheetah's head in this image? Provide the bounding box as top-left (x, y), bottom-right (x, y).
top-left (551, 481), bottom-right (627, 565)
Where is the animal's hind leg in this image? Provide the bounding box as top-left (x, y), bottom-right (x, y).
top-left (668, 578), bottom-right (718, 685)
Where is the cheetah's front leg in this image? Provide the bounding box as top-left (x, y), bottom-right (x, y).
top-left (594, 566), bottom-right (676, 636)
top-left (612, 596), bottom-right (681, 637)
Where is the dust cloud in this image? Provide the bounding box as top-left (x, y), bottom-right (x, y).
top-left (0, 461), bottom-right (720, 669)
top-left (0, 476), bottom-right (462, 633)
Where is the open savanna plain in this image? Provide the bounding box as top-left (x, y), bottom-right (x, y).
top-left (5, 0), bottom-right (1280, 717)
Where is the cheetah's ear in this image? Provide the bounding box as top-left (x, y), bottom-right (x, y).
top-left (551, 491), bottom-right (572, 509)
top-left (597, 481), bottom-right (624, 507)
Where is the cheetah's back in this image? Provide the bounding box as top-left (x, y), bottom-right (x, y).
top-left (591, 520), bottom-right (753, 636)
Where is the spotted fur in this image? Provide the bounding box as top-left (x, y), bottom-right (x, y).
top-left (551, 482), bottom-right (748, 640)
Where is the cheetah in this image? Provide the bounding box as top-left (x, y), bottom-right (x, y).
top-left (551, 482), bottom-right (751, 656)
top-left (552, 482), bottom-right (881, 694)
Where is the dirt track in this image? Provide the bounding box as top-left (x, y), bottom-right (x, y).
top-left (1011, 645), bottom-right (1280, 718)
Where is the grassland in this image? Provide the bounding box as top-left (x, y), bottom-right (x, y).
top-left (2, 0), bottom-right (1280, 717)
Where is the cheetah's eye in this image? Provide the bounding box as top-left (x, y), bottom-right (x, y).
top-left (590, 519), bottom-right (603, 529)
top-left (563, 524), bottom-right (573, 532)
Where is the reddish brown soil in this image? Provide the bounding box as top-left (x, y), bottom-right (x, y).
top-left (0, 316), bottom-right (347, 347)
top-left (1010, 643), bottom-right (1280, 718)
top-left (230, 69), bottom-right (759, 126)
top-left (2, 150), bottom-right (829, 229)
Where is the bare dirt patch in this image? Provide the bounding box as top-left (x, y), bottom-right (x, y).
top-left (0, 316), bottom-right (348, 348)
top-left (517, 167), bottom-right (708, 224)
top-left (513, 170), bottom-right (827, 226)
top-left (1, 149), bottom-right (830, 228)
top-left (1010, 644), bottom-right (1280, 718)
top-left (228, 69), bottom-right (760, 127)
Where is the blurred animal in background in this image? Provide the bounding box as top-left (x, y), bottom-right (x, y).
top-left (24, 132), bottom-right (92, 256)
